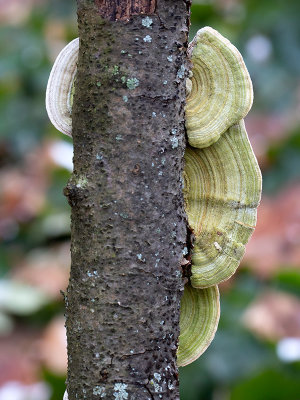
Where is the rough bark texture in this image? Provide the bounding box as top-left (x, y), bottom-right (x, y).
top-left (95, 0), bottom-right (156, 20)
top-left (64, 1), bottom-right (190, 399)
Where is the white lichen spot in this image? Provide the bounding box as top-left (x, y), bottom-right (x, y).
top-left (93, 386), bottom-right (106, 397)
top-left (116, 134), bottom-right (123, 141)
top-left (170, 136), bottom-right (179, 149)
top-left (163, 80), bottom-right (168, 85)
top-left (113, 383), bottom-right (128, 400)
top-left (159, 321), bottom-right (164, 326)
top-left (177, 65), bottom-right (185, 79)
top-left (167, 55), bottom-right (173, 62)
top-left (121, 50), bottom-right (127, 54)
top-left (90, 308), bottom-right (94, 313)
top-left (96, 153), bottom-right (103, 161)
top-left (76, 176), bottom-right (88, 188)
top-left (182, 247), bottom-right (188, 255)
top-left (142, 16), bottom-right (153, 28)
top-left (127, 78), bottom-right (139, 90)
top-left (152, 111), bottom-right (157, 117)
top-left (123, 95), bottom-right (128, 103)
top-left (151, 162), bottom-right (155, 167)
top-left (168, 381), bottom-right (175, 390)
top-left (95, 352), bottom-right (100, 358)
top-left (87, 270), bottom-right (98, 277)
top-left (171, 128), bottom-right (177, 135)
top-left (112, 65), bottom-right (119, 75)
top-left (154, 373), bottom-right (162, 382)
top-left (135, 37), bottom-right (139, 41)
top-left (158, 171), bottom-right (163, 176)
top-left (150, 379), bottom-right (162, 393)
top-left (143, 35), bottom-right (152, 43)
top-left (138, 50), bottom-right (143, 55)
top-left (137, 253), bottom-right (146, 262)
top-left (175, 270), bottom-right (182, 279)
top-left (214, 242), bottom-right (222, 252)
top-left (113, 313), bottom-right (118, 319)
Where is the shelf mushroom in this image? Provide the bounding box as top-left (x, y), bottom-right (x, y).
top-left (186, 27), bottom-right (253, 149)
top-left (45, 37), bottom-right (79, 137)
top-left (177, 283), bottom-right (220, 367)
top-left (184, 120), bottom-right (262, 288)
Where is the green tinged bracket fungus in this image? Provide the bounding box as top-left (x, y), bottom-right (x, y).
top-left (45, 26), bottom-right (261, 372)
top-left (186, 27), bottom-right (253, 149)
top-left (177, 26), bottom-right (261, 366)
top-left (177, 284), bottom-right (220, 367)
top-left (183, 26), bottom-right (261, 291)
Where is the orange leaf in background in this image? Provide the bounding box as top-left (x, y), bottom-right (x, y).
top-left (39, 315), bottom-right (67, 376)
top-left (12, 242), bottom-right (70, 300)
top-left (242, 290), bottom-right (300, 341)
top-left (243, 184), bottom-right (300, 278)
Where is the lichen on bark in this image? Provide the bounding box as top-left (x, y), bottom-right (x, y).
top-left (64, 1), bottom-right (190, 399)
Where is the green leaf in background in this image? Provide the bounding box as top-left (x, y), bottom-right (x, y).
top-left (231, 368), bottom-right (300, 400)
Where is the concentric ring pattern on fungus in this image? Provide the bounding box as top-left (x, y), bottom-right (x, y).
top-left (46, 37), bottom-right (79, 137)
top-left (186, 27), bottom-right (253, 149)
top-left (177, 284), bottom-right (220, 367)
top-left (184, 120), bottom-right (262, 289)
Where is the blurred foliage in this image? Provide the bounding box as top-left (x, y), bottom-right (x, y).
top-left (0, 0), bottom-right (300, 399)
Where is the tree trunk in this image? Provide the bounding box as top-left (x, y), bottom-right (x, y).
top-left (64, 1), bottom-right (191, 399)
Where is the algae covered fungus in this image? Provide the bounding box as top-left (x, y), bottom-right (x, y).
top-left (183, 120), bottom-right (262, 288)
top-left (45, 37), bottom-right (79, 137)
top-left (177, 283), bottom-right (220, 367)
top-left (186, 26), bottom-right (253, 149)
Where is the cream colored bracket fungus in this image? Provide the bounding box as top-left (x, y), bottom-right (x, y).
top-left (45, 37), bottom-right (79, 137)
top-left (45, 27), bottom-right (261, 372)
top-left (186, 26), bottom-right (253, 149)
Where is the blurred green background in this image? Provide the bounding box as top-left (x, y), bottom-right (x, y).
top-left (1, 0), bottom-right (300, 399)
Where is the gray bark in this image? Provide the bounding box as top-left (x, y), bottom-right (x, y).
top-left (64, 1), bottom-right (191, 399)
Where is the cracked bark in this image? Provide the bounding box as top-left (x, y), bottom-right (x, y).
top-left (64, 1), bottom-right (190, 399)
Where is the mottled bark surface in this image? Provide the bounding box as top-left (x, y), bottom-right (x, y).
top-left (95, 0), bottom-right (156, 20)
top-left (65, 1), bottom-right (190, 399)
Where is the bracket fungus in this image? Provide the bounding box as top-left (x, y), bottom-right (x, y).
top-left (177, 284), bottom-right (220, 367)
top-left (186, 27), bottom-right (253, 149)
top-left (183, 120), bottom-right (262, 288)
top-left (45, 26), bottom-right (261, 371)
top-left (45, 37), bottom-right (79, 137)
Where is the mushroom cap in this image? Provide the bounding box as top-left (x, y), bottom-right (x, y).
top-left (183, 120), bottom-right (262, 288)
top-left (177, 283), bottom-right (220, 367)
top-left (45, 37), bottom-right (79, 137)
top-left (186, 26), bottom-right (253, 149)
